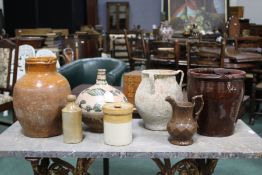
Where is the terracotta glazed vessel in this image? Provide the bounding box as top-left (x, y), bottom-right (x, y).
top-left (135, 69), bottom-right (184, 130)
top-left (76, 69), bottom-right (127, 133)
top-left (187, 68), bottom-right (246, 137)
top-left (13, 57), bottom-right (71, 138)
top-left (166, 95), bottom-right (204, 146)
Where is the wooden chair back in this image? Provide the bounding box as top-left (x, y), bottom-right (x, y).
top-left (186, 40), bottom-right (225, 69)
top-left (148, 40), bottom-right (179, 69)
top-left (226, 16), bottom-right (241, 39)
top-left (0, 39), bottom-right (19, 125)
top-left (0, 39), bottom-right (19, 95)
top-left (124, 30), bottom-right (147, 70)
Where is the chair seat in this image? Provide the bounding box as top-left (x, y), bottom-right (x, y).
top-left (239, 48), bottom-right (262, 54)
top-left (226, 47), bottom-right (262, 63)
top-left (132, 57), bottom-right (147, 62)
top-left (0, 94), bottom-right (13, 105)
top-left (245, 73), bottom-right (254, 79)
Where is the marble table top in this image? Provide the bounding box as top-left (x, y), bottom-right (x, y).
top-left (0, 119), bottom-right (261, 159)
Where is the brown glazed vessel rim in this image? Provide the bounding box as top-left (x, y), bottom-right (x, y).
top-left (26, 57), bottom-right (57, 65)
top-left (188, 68), bottom-right (246, 80)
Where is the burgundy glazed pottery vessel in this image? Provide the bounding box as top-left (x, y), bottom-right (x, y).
top-left (187, 68), bottom-right (246, 137)
top-left (166, 95), bottom-right (204, 146)
top-left (13, 57), bottom-right (71, 138)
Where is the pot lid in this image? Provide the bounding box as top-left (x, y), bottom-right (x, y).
top-left (103, 102), bottom-right (133, 115)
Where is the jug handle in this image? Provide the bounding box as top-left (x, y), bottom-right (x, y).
top-left (174, 70), bottom-right (184, 87)
top-left (192, 95), bottom-right (204, 120)
top-left (149, 74), bottom-right (155, 94)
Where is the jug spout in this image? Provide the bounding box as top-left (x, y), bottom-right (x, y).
top-left (165, 96), bottom-right (177, 110)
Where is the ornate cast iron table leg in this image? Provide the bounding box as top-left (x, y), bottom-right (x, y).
top-left (152, 158), bottom-right (218, 175)
top-left (26, 158), bottom-right (95, 175)
top-left (75, 158), bottom-right (96, 175)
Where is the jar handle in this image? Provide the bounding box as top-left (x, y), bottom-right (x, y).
top-left (192, 95), bottom-right (204, 120)
top-left (149, 74), bottom-right (155, 94)
top-left (174, 70), bottom-right (184, 87)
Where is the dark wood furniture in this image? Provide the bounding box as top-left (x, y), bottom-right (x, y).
top-left (224, 16), bottom-right (262, 71)
top-left (227, 16), bottom-right (262, 51)
top-left (86, 0), bottom-right (98, 26)
top-left (0, 39), bottom-right (19, 126)
top-left (186, 40), bottom-right (225, 69)
top-left (3, 0), bottom-right (86, 35)
top-left (250, 69), bottom-right (262, 125)
top-left (240, 19), bottom-right (262, 37)
top-left (124, 30), bottom-right (147, 71)
top-left (229, 6), bottom-right (244, 19)
top-left (63, 34), bottom-right (100, 59)
top-left (148, 40), bottom-right (179, 70)
top-left (106, 2), bottom-right (129, 33)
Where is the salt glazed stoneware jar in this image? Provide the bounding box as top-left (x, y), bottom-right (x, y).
top-left (13, 57), bottom-right (71, 138)
top-left (187, 68), bottom-right (246, 137)
top-left (135, 69), bottom-right (184, 130)
top-left (76, 69), bottom-right (127, 133)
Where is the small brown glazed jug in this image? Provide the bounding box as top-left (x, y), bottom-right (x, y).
top-left (165, 95), bottom-right (204, 146)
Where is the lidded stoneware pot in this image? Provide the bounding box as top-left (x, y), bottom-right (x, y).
top-left (76, 69), bottom-right (127, 133)
top-left (103, 102), bottom-right (133, 146)
top-left (187, 68), bottom-right (246, 137)
top-left (13, 57), bottom-right (71, 138)
top-left (135, 69), bottom-right (184, 130)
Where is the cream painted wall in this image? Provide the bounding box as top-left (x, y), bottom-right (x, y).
top-left (230, 0), bottom-right (262, 24)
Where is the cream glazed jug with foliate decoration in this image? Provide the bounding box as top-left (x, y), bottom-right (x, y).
top-left (76, 69), bottom-right (128, 133)
top-left (135, 69), bottom-right (184, 130)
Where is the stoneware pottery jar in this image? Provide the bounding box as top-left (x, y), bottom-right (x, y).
top-left (187, 68), bottom-right (246, 137)
top-left (62, 95), bottom-right (83, 144)
top-left (103, 102), bottom-right (133, 146)
top-left (76, 69), bottom-right (127, 133)
top-left (166, 95), bottom-right (204, 146)
top-left (13, 57), bottom-right (71, 138)
top-left (135, 69), bottom-right (184, 130)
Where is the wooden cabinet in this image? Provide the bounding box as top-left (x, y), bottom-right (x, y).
top-left (63, 34), bottom-right (100, 59)
top-left (106, 2), bottom-right (129, 33)
top-left (229, 6), bottom-right (244, 18)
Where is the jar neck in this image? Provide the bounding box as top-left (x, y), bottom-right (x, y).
top-left (25, 57), bottom-right (57, 73)
top-left (96, 69), bottom-right (108, 85)
top-left (26, 63), bottom-right (56, 73)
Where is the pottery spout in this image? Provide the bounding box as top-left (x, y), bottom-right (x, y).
top-left (165, 96), bottom-right (177, 112)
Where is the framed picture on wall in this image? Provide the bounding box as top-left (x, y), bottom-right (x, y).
top-left (165, 0), bottom-right (228, 32)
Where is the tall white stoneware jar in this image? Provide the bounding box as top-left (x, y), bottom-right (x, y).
top-left (135, 69), bottom-right (184, 130)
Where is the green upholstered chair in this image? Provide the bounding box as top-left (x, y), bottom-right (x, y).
top-left (58, 57), bottom-right (127, 89)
